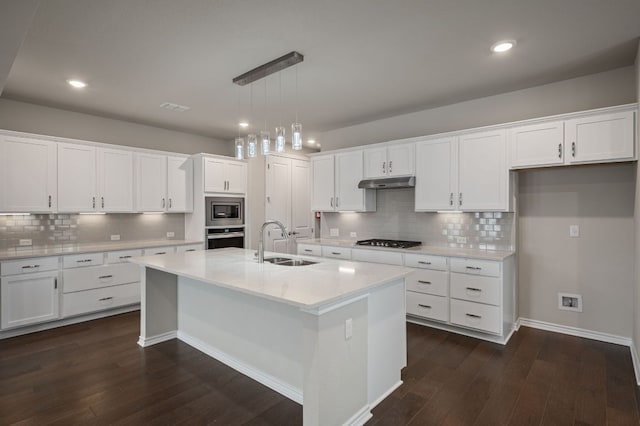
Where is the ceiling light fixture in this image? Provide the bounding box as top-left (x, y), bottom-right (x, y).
top-left (308, 139), bottom-right (315, 145)
top-left (490, 40), bottom-right (516, 53)
top-left (67, 79), bottom-right (87, 89)
top-left (239, 122), bottom-right (249, 128)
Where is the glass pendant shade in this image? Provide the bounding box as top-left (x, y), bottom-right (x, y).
top-left (247, 133), bottom-right (257, 158)
top-left (234, 137), bottom-right (245, 160)
top-left (260, 131), bottom-right (271, 155)
top-left (291, 123), bottom-right (302, 150)
top-left (275, 126), bottom-right (286, 153)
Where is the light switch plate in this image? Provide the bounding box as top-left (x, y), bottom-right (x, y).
top-left (330, 228), bottom-right (339, 237)
top-left (345, 318), bottom-right (353, 340)
top-left (167, 231), bottom-right (175, 238)
top-left (110, 234), bottom-right (121, 241)
top-left (569, 225), bottom-right (580, 238)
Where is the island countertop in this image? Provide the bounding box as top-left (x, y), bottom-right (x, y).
top-left (129, 247), bottom-right (413, 309)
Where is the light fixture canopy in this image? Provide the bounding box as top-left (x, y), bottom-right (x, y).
top-left (491, 40), bottom-right (516, 53)
top-left (67, 79), bottom-right (87, 88)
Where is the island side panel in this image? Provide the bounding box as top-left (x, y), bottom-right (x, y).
top-left (302, 298), bottom-right (369, 426)
top-left (138, 267), bottom-right (178, 346)
top-left (176, 276), bottom-right (304, 401)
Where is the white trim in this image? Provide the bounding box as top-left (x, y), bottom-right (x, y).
top-left (137, 330), bottom-right (177, 347)
top-left (517, 317), bottom-right (632, 347)
top-left (343, 405), bottom-right (373, 426)
top-left (301, 293), bottom-right (370, 316)
top-left (177, 330), bottom-right (303, 404)
top-left (406, 316), bottom-right (515, 345)
top-left (369, 380), bottom-right (403, 409)
top-left (630, 342), bottom-right (640, 386)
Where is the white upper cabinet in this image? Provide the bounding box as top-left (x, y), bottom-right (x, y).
top-left (415, 138), bottom-right (458, 211)
top-left (97, 148), bottom-right (134, 212)
top-left (458, 130), bottom-right (509, 211)
top-left (565, 110), bottom-right (635, 164)
top-left (363, 144), bottom-right (414, 178)
top-left (0, 135), bottom-right (57, 213)
top-left (204, 157), bottom-right (246, 194)
top-left (58, 143), bottom-right (97, 212)
top-left (509, 121), bottom-right (565, 168)
top-left (167, 156), bottom-right (193, 212)
top-left (311, 154), bottom-right (335, 211)
top-left (335, 151), bottom-right (375, 211)
top-left (136, 153), bottom-right (167, 212)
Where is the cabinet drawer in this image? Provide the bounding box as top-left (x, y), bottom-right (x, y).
top-left (63, 252), bottom-right (104, 269)
top-left (142, 247), bottom-right (176, 256)
top-left (351, 248), bottom-right (403, 265)
top-left (62, 282), bottom-right (140, 318)
top-left (406, 269), bottom-right (448, 296)
top-left (1, 256), bottom-right (59, 276)
top-left (450, 299), bottom-right (501, 335)
top-left (404, 253), bottom-right (448, 271)
top-left (450, 273), bottom-right (501, 306)
top-left (406, 291), bottom-right (448, 322)
top-left (176, 244), bottom-right (203, 253)
top-left (321, 246), bottom-right (351, 260)
top-left (63, 263), bottom-right (140, 293)
top-left (106, 249), bottom-right (143, 264)
top-left (450, 258), bottom-right (500, 277)
top-left (297, 244), bottom-right (322, 257)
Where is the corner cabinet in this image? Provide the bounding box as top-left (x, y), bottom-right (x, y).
top-left (311, 151), bottom-right (375, 212)
top-left (204, 157), bottom-right (246, 195)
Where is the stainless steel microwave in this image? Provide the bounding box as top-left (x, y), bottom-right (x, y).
top-left (205, 196), bottom-right (244, 227)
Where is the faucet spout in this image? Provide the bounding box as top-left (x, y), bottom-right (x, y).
top-left (257, 220), bottom-right (289, 263)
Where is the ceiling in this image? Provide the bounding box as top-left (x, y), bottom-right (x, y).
top-left (2, 0), bottom-right (639, 147)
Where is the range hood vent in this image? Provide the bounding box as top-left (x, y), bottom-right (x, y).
top-left (357, 176), bottom-right (416, 189)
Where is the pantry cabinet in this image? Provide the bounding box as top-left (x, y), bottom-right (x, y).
top-left (0, 135), bottom-right (57, 213)
top-left (363, 144), bottom-right (414, 178)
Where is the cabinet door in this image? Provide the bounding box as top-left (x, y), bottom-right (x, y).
top-left (387, 144), bottom-right (414, 176)
top-left (58, 143), bottom-right (97, 212)
top-left (565, 110), bottom-right (635, 164)
top-left (415, 138), bottom-right (458, 211)
top-left (97, 148), bottom-right (133, 212)
top-left (0, 135), bottom-right (57, 212)
top-left (311, 155), bottom-right (335, 211)
top-left (509, 121), bottom-right (564, 168)
top-left (225, 161), bottom-right (246, 194)
top-left (458, 130), bottom-right (508, 211)
top-left (290, 159), bottom-right (313, 242)
top-left (167, 156), bottom-right (193, 212)
top-left (203, 158), bottom-right (226, 193)
top-left (335, 151), bottom-right (366, 211)
top-left (363, 147), bottom-right (387, 178)
top-left (1, 272), bottom-right (59, 329)
top-left (136, 153), bottom-right (167, 212)
top-left (265, 156), bottom-right (292, 253)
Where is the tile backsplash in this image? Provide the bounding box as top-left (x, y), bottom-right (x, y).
top-left (0, 213), bottom-right (185, 250)
top-left (321, 188), bottom-right (514, 250)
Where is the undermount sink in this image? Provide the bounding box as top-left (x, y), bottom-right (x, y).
top-left (263, 257), bottom-right (317, 267)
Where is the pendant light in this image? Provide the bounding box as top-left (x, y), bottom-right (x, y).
top-left (235, 86), bottom-right (244, 160)
top-left (261, 78), bottom-right (271, 155)
top-left (275, 73), bottom-right (286, 153)
top-left (247, 83), bottom-right (257, 158)
top-left (291, 64), bottom-right (302, 150)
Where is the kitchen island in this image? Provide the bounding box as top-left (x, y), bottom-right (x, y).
top-left (130, 248), bottom-right (412, 426)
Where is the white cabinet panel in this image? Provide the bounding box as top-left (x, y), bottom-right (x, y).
top-left (266, 156), bottom-right (292, 253)
top-left (321, 246), bottom-right (351, 260)
top-left (566, 110), bottom-right (635, 164)
top-left (1, 256), bottom-right (59, 276)
top-left (62, 252), bottom-right (104, 269)
top-left (63, 262), bottom-right (140, 293)
top-left (176, 244), bottom-right (203, 253)
top-left (351, 248), bottom-right (403, 265)
top-left (403, 253), bottom-right (448, 271)
top-left (297, 244), bottom-right (322, 257)
top-left (450, 273), bottom-right (501, 306)
top-left (58, 143), bottom-right (97, 212)
top-left (311, 155), bottom-right (335, 211)
top-left (0, 135), bottom-right (57, 212)
top-left (387, 144), bottom-right (414, 177)
top-left (450, 299), bottom-right (502, 335)
top-left (449, 258), bottom-right (500, 277)
top-left (290, 159), bottom-right (313, 240)
top-left (336, 151), bottom-right (373, 211)
top-left (1, 271), bottom-right (59, 329)
top-left (406, 269), bottom-right (448, 296)
top-left (143, 246), bottom-right (176, 256)
top-left (225, 162), bottom-right (246, 194)
top-left (97, 148), bottom-right (134, 212)
top-left (204, 158), bottom-right (246, 194)
top-left (363, 147), bottom-right (387, 178)
top-left (167, 156), bottom-right (193, 212)
top-left (509, 121), bottom-right (564, 168)
top-left (406, 291), bottom-right (448, 322)
top-left (62, 281), bottom-right (140, 318)
top-left (415, 138), bottom-right (458, 211)
top-left (136, 153), bottom-right (167, 212)
top-left (106, 249), bottom-right (143, 264)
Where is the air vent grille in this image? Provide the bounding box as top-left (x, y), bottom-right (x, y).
top-left (159, 102), bottom-right (191, 112)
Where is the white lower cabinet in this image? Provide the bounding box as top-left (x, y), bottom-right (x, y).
top-left (63, 282), bottom-right (140, 318)
top-left (1, 270), bottom-right (59, 329)
top-left (297, 243), bottom-right (322, 257)
top-left (321, 246), bottom-right (351, 260)
top-left (176, 244), bottom-right (203, 253)
top-left (450, 299), bottom-right (502, 335)
top-left (406, 291), bottom-right (448, 323)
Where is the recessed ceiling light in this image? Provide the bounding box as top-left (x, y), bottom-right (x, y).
top-left (490, 40), bottom-right (516, 53)
top-left (67, 79), bottom-right (87, 89)
top-left (239, 122), bottom-right (249, 128)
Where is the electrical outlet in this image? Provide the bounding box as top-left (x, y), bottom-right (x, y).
top-left (167, 231), bottom-right (175, 238)
top-left (345, 318), bottom-right (353, 340)
top-left (456, 236), bottom-right (467, 244)
top-left (569, 225), bottom-right (580, 238)
top-left (350, 232), bottom-right (357, 238)
top-left (110, 234), bottom-right (120, 241)
top-left (19, 239), bottom-right (32, 246)
top-left (330, 228), bottom-right (339, 237)
top-left (558, 293), bottom-right (582, 312)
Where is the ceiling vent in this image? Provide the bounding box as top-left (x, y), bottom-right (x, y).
top-left (159, 102), bottom-right (191, 112)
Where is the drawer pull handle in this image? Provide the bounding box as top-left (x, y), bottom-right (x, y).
top-left (186, 249), bottom-right (196, 252)
top-left (21, 264), bottom-right (40, 269)
top-left (331, 252), bottom-right (341, 255)
top-left (155, 252), bottom-right (166, 255)
top-left (98, 275), bottom-right (113, 280)
top-left (304, 249), bottom-right (313, 252)
top-left (418, 261), bottom-right (432, 265)
top-left (99, 297), bottom-right (113, 301)
top-left (119, 255), bottom-right (132, 259)
top-left (418, 304), bottom-right (432, 309)
top-left (417, 280), bottom-right (432, 285)
top-left (466, 287), bottom-right (482, 292)
top-left (465, 266), bottom-right (482, 270)
top-left (465, 313), bottom-right (482, 319)
top-left (77, 259), bottom-right (93, 263)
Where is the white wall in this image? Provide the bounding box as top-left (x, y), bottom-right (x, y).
top-left (633, 43), bottom-right (640, 368)
top-left (0, 98), bottom-right (232, 155)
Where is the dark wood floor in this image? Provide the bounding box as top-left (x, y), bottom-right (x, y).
top-left (1, 312), bottom-right (638, 425)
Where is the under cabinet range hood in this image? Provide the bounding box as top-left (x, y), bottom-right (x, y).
top-left (357, 176), bottom-right (416, 189)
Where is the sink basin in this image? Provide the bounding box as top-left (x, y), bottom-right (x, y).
top-left (264, 257), bottom-right (317, 266)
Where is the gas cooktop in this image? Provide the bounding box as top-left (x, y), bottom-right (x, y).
top-left (355, 239), bottom-right (422, 249)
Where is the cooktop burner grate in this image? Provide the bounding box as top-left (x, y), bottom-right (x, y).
top-left (355, 239), bottom-right (422, 249)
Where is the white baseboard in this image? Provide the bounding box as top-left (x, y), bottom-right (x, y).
top-left (630, 341), bottom-right (640, 386)
top-left (137, 330), bottom-right (177, 347)
top-left (517, 317), bottom-right (632, 346)
top-left (177, 330), bottom-right (303, 404)
top-left (344, 405), bottom-right (373, 426)
top-left (369, 380), bottom-right (402, 409)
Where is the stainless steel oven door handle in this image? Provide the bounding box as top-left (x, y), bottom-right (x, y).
top-left (207, 232), bottom-right (245, 239)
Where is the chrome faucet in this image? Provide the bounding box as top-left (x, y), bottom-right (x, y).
top-left (257, 220), bottom-right (289, 263)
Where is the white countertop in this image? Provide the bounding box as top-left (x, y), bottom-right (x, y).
top-left (0, 239), bottom-right (204, 261)
top-left (299, 238), bottom-right (515, 261)
top-left (129, 248), bottom-right (413, 309)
